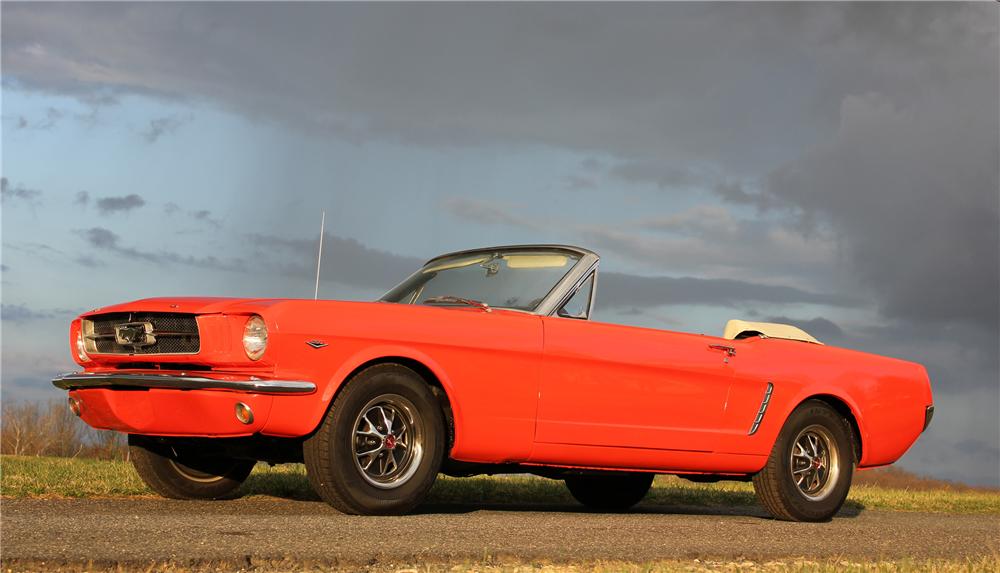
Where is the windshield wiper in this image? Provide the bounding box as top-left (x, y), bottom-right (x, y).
top-left (422, 295), bottom-right (492, 313)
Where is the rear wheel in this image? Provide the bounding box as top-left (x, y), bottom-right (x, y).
top-left (752, 400), bottom-right (854, 521)
top-left (128, 435), bottom-right (255, 500)
top-left (565, 473), bottom-right (654, 511)
top-left (303, 363), bottom-right (446, 515)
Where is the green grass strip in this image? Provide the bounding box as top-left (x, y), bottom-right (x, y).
top-left (3, 455), bottom-right (999, 515)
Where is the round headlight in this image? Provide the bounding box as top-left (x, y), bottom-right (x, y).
top-left (76, 330), bottom-right (89, 362)
top-left (242, 315), bottom-right (268, 360)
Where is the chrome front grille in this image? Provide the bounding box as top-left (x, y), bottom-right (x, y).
top-left (83, 312), bottom-right (200, 355)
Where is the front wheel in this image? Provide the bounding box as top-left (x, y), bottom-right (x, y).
top-left (752, 400), bottom-right (854, 521)
top-left (303, 364), bottom-right (446, 515)
top-left (128, 435), bottom-right (255, 500)
top-left (565, 473), bottom-right (654, 512)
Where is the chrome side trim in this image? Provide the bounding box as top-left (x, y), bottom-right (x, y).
top-left (52, 372), bottom-right (316, 395)
top-left (748, 382), bottom-right (774, 435)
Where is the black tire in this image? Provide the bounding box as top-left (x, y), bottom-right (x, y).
top-left (565, 473), bottom-right (654, 512)
top-left (128, 435), bottom-right (255, 500)
top-left (303, 363), bottom-right (446, 515)
top-left (752, 400), bottom-right (855, 522)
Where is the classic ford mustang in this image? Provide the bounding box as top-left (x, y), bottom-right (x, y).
top-left (54, 244), bottom-right (933, 521)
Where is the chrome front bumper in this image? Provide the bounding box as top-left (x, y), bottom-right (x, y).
top-left (52, 372), bottom-right (316, 395)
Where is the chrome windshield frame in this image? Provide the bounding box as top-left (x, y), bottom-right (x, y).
top-left (379, 244), bottom-right (600, 317)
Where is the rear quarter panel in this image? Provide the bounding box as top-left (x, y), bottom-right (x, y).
top-left (719, 337), bottom-right (932, 468)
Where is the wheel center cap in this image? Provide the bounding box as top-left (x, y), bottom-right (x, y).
top-left (384, 435), bottom-right (397, 450)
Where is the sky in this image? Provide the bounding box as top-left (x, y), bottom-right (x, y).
top-left (1, 3), bottom-right (997, 486)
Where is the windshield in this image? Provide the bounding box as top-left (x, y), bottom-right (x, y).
top-left (381, 249), bottom-right (582, 312)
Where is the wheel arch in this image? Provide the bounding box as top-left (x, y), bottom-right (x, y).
top-left (340, 355), bottom-right (456, 450)
top-left (315, 347), bottom-right (461, 454)
top-left (797, 393), bottom-right (864, 466)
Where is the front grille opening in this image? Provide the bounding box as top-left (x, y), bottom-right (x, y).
top-left (83, 312), bottom-right (200, 355)
top-left (114, 362), bottom-right (212, 371)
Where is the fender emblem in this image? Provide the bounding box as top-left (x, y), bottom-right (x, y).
top-left (305, 340), bottom-right (328, 349)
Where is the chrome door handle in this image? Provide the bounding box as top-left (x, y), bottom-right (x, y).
top-left (708, 344), bottom-right (736, 363)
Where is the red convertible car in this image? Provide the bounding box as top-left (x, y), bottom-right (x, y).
top-left (54, 245), bottom-right (933, 521)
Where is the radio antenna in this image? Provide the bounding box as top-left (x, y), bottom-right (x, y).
top-left (314, 211), bottom-right (325, 300)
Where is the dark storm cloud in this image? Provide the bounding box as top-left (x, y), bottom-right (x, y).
top-left (10, 106), bottom-right (62, 130)
top-left (3, 4), bottom-right (994, 334)
top-left (0, 303), bottom-right (49, 322)
top-left (73, 226), bottom-right (413, 292)
top-left (76, 223), bottom-right (845, 310)
top-left (954, 439), bottom-right (1000, 460)
top-left (0, 178), bottom-right (41, 204)
top-left (248, 233), bottom-right (423, 292)
top-left (442, 197), bottom-right (543, 231)
top-left (140, 114), bottom-right (187, 143)
top-left (1, 303), bottom-right (76, 323)
top-left (759, 90), bottom-right (999, 330)
top-left (161, 203), bottom-right (220, 227)
top-left (251, 231), bottom-right (852, 309)
top-left (564, 174), bottom-right (596, 191)
top-left (445, 197), bottom-right (842, 283)
top-left (78, 227), bottom-right (118, 249)
top-left (610, 162), bottom-right (696, 190)
top-left (599, 273), bottom-right (854, 311)
top-left (762, 316), bottom-right (846, 342)
top-left (190, 209), bottom-right (221, 227)
top-left (3, 4), bottom-right (978, 169)
top-left (712, 181), bottom-right (775, 211)
top-left (95, 194), bottom-right (145, 215)
top-left (74, 255), bottom-right (103, 268)
top-left (76, 227), bottom-right (246, 271)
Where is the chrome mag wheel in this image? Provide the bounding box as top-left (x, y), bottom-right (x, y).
top-left (789, 424), bottom-right (841, 501)
top-left (352, 394), bottom-right (425, 489)
top-left (167, 458), bottom-right (228, 483)
top-left (127, 435), bottom-right (255, 500)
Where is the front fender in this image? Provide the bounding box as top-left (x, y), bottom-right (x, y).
top-left (261, 344), bottom-right (464, 452)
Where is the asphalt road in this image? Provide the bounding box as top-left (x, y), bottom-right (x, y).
top-left (2, 498), bottom-right (998, 570)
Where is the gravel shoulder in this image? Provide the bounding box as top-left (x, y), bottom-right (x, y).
top-left (2, 498), bottom-right (998, 570)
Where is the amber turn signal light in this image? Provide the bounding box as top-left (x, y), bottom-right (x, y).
top-left (235, 402), bottom-right (254, 425)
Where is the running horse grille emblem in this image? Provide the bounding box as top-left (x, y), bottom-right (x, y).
top-left (114, 322), bottom-right (156, 348)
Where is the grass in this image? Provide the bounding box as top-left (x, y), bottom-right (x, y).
top-left (2, 455), bottom-right (999, 515)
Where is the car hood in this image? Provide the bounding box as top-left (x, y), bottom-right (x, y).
top-left (79, 297), bottom-right (301, 317)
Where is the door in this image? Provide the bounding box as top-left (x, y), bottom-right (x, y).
top-left (535, 317), bottom-right (735, 453)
